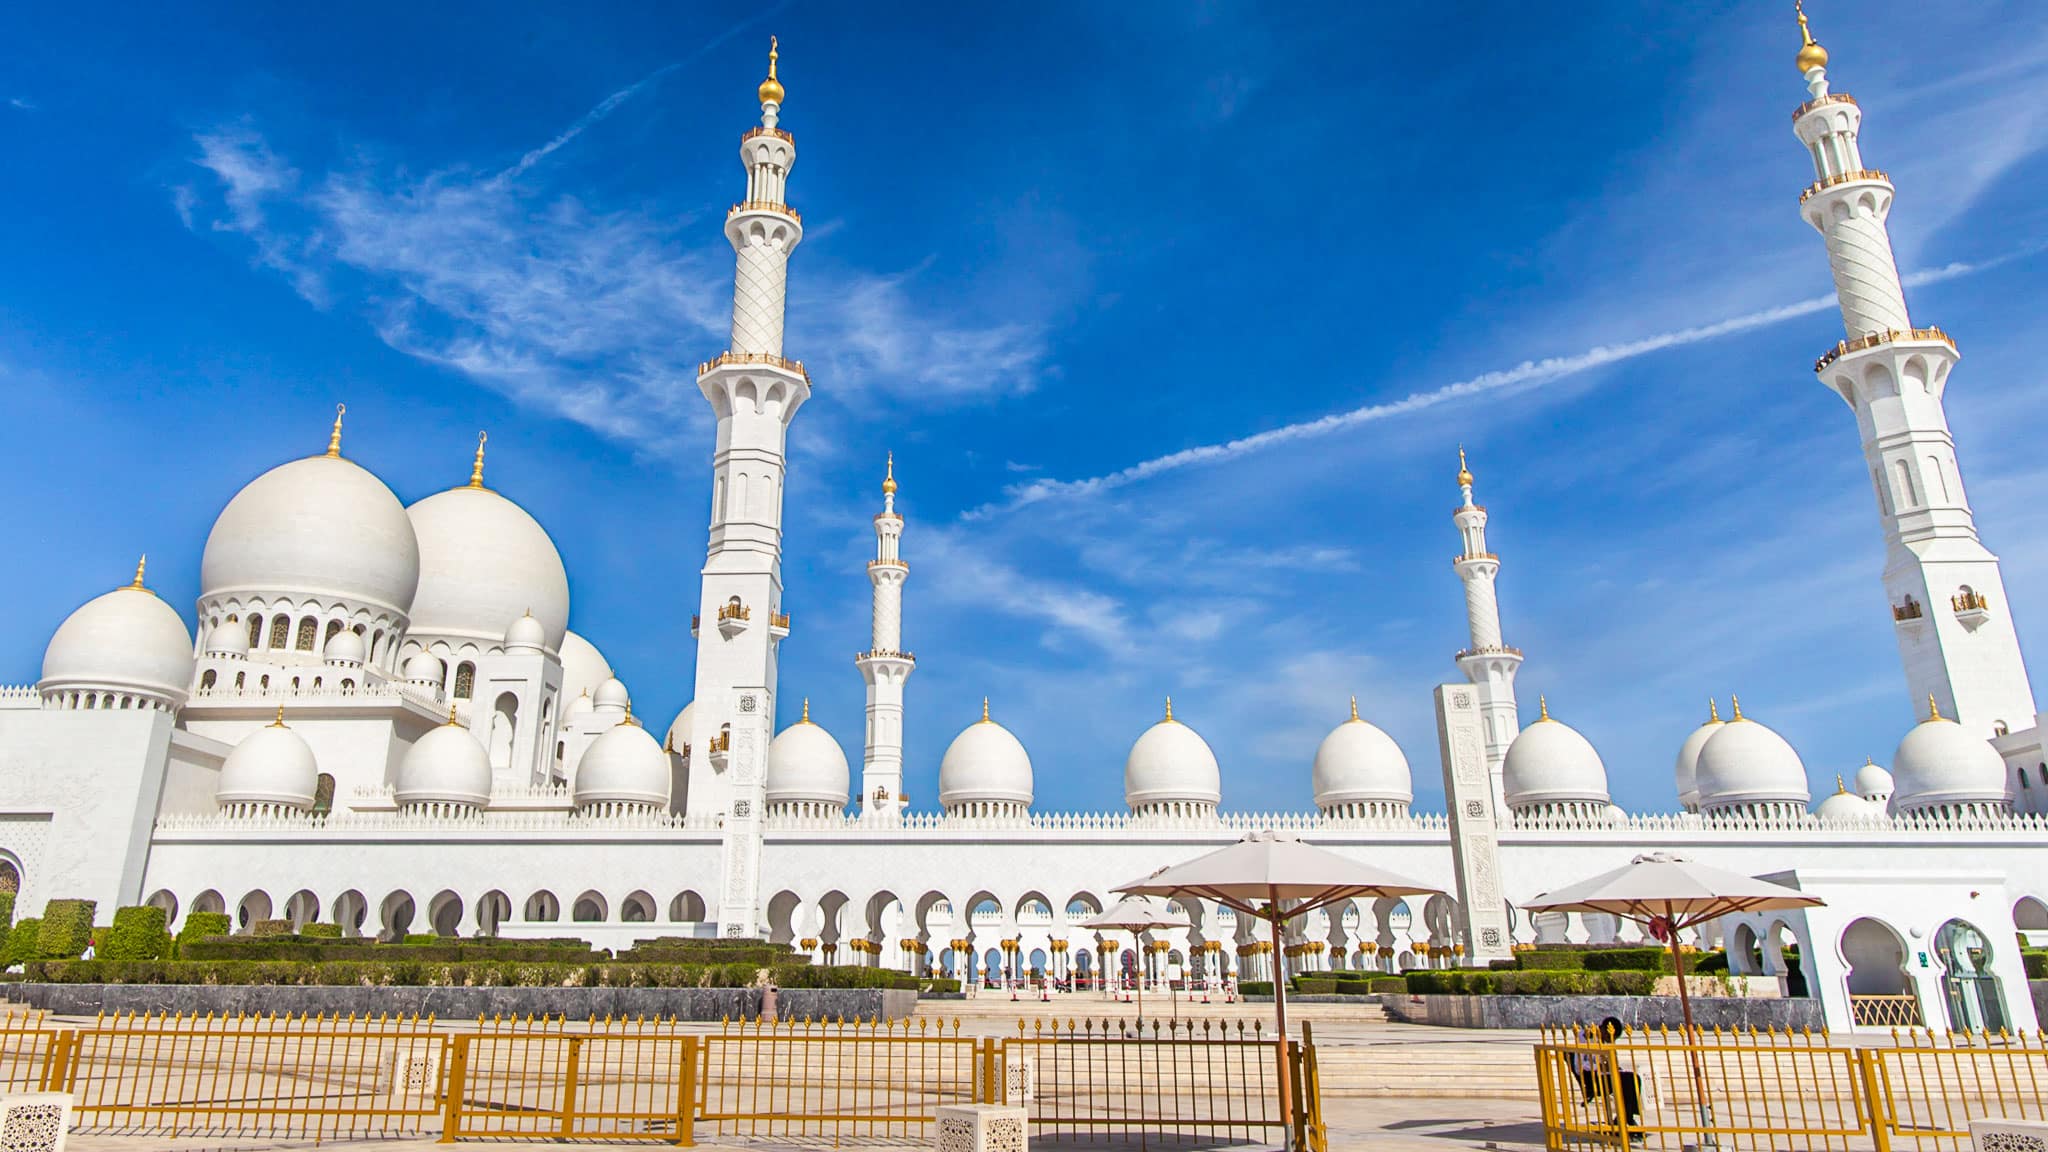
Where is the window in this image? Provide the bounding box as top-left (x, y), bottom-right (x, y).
top-left (234, 672), bottom-right (246, 690)
top-left (325, 620), bottom-right (343, 647)
top-left (296, 617), bottom-right (318, 651)
top-left (269, 616), bottom-right (291, 649)
top-left (453, 662), bottom-right (475, 700)
top-left (2020, 768), bottom-right (2031, 790)
top-left (247, 615), bottom-right (264, 648)
top-left (312, 773), bottom-right (335, 815)
top-left (199, 670), bottom-right (217, 691)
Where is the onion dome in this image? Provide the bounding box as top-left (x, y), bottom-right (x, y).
top-left (574, 712), bottom-right (670, 810)
top-left (765, 700), bottom-right (850, 813)
top-left (204, 619), bottom-right (249, 659)
top-left (1694, 697), bottom-right (1810, 818)
top-left (1124, 698), bottom-right (1221, 815)
top-left (395, 711), bottom-right (492, 810)
top-left (939, 698), bottom-right (1034, 814)
top-left (1501, 697), bottom-right (1610, 819)
top-left (1815, 776), bottom-right (1879, 822)
top-left (593, 677), bottom-right (630, 715)
top-left (199, 407), bottom-right (420, 619)
top-left (217, 709), bottom-right (318, 809)
top-left (665, 702), bottom-right (694, 753)
top-left (567, 689), bottom-right (594, 719)
top-left (1674, 699), bottom-right (1724, 812)
top-left (559, 630), bottom-right (612, 704)
top-left (505, 611), bottom-right (546, 653)
top-left (404, 435), bottom-right (570, 654)
top-left (1311, 698), bottom-right (1412, 818)
top-left (39, 558), bottom-right (195, 710)
top-left (322, 628), bottom-right (365, 666)
top-left (758, 36), bottom-right (784, 105)
top-left (1795, 1), bottom-right (1828, 74)
top-left (402, 651), bottom-right (444, 684)
top-left (1855, 757), bottom-right (1895, 803)
top-left (1890, 696), bottom-right (2011, 816)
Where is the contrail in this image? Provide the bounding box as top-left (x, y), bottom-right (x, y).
top-left (965, 247), bottom-right (2041, 520)
top-left (493, 3), bottom-right (791, 185)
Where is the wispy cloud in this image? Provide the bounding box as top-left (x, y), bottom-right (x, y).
top-left (7, 97), bottom-right (34, 111)
top-left (967, 246), bottom-right (2040, 519)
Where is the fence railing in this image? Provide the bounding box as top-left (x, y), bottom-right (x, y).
top-left (1006, 1016), bottom-right (1289, 1145)
top-left (1536, 1026), bottom-right (2048, 1152)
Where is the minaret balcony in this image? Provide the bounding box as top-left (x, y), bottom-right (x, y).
top-left (1792, 92), bottom-right (1858, 121)
top-left (707, 729), bottom-right (731, 772)
top-left (769, 612), bottom-right (791, 639)
top-left (868, 558), bottom-right (909, 573)
top-left (728, 200), bottom-right (802, 225)
top-left (1892, 597), bottom-right (1924, 624)
top-left (1815, 327), bottom-right (1956, 374)
top-left (698, 351), bottom-right (811, 385)
top-left (743, 126), bottom-right (794, 145)
top-left (1953, 590), bottom-right (1991, 628)
top-left (1798, 168), bottom-right (1890, 204)
top-left (856, 648), bottom-right (917, 665)
top-left (1456, 644), bottom-right (1523, 663)
top-left (690, 614), bottom-right (700, 638)
top-left (716, 602), bottom-right (752, 639)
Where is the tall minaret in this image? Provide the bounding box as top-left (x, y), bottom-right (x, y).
top-left (856, 454), bottom-right (915, 821)
top-left (1451, 449), bottom-right (1522, 815)
top-left (1791, 5), bottom-right (2036, 737)
top-left (690, 39), bottom-right (808, 937)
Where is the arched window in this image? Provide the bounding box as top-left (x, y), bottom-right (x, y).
top-left (296, 617), bottom-right (318, 651)
top-left (325, 619), bottom-right (343, 647)
top-left (259, 675), bottom-right (270, 690)
top-left (341, 678), bottom-right (355, 691)
top-left (2021, 768), bottom-right (2032, 790)
top-left (453, 662), bottom-right (475, 700)
top-left (312, 773), bottom-right (335, 815)
top-left (234, 672), bottom-right (246, 690)
top-left (269, 615), bottom-right (291, 649)
top-left (247, 616), bottom-right (264, 649)
top-left (200, 670), bottom-right (217, 691)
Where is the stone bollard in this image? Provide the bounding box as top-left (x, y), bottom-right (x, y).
top-left (935, 1103), bottom-right (1027, 1151)
top-left (1969, 1117), bottom-right (2048, 1151)
top-left (379, 1042), bottom-right (442, 1104)
top-left (761, 982), bottom-right (779, 1024)
top-left (0, 1092), bottom-right (73, 1151)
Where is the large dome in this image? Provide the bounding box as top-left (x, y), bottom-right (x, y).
top-left (560, 631), bottom-right (612, 703)
top-left (665, 702), bottom-right (695, 753)
top-left (1694, 703), bottom-right (1810, 811)
top-left (575, 718), bottom-right (670, 809)
top-left (217, 715), bottom-right (319, 808)
top-left (405, 482), bottom-right (569, 653)
top-left (1124, 701), bottom-right (1221, 811)
top-left (1673, 701), bottom-right (1724, 811)
top-left (1890, 708), bottom-right (2010, 813)
top-left (395, 718), bottom-right (492, 808)
top-left (40, 572), bottom-right (194, 707)
top-left (1311, 701), bottom-right (1412, 811)
top-left (1502, 701), bottom-right (1610, 810)
top-left (200, 452), bottom-right (419, 617)
top-left (766, 706), bottom-right (850, 808)
top-left (939, 703), bottom-right (1033, 808)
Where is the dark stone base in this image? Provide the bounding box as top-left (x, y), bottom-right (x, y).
top-left (1380, 993), bottom-right (1823, 1030)
top-left (5, 983), bottom-right (918, 1022)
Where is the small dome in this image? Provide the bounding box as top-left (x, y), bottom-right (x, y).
top-left (1603, 803), bottom-right (1629, 825)
top-left (593, 677), bottom-right (630, 713)
top-left (567, 690), bottom-right (594, 718)
top-left (204, 620), bottom-right (249, 658)
top-left (665, 702), bottom-right (694, 753)
top-left (395, 717), bottom-right (492, 808)
top-left (1674, 701), bottom-right (1724, 810)
top-left (505, 612), bottom-right (546, 652)
top-left (559, 630), bottom-right (612, 703)
top-left (405, 483), bottom-right (569, 653)
top-left (200, 452), bottom-right (420, 617)
top-left (1311, 701), bottom-right (1412, 810)
top-left (939, 703), bottom-right (1033, 808)
top-left (1855, 758), bottom-right (1894, 802)
top-left (1890, 709), bottom-right (2009, 813)
top-left (1816, 780), bottom-right (1879, 822)
top-left (322, 628), bottom-right (365, 665)
top-left (402, 651), bottom-right (445, 683)
top-left (41, 574), bottom-right (194, 706)
top-left (1502, 701), bottom-right (1610, 810)
top-left (1694, 702), bottom-right (1810, 810)
top-left (575, 718), bottom-right (670, 808)
top-left (217, 715), bottom-right (319, 807)
top-left (1124, 700), bottom-right (1221, 810)
top-left (766, 705), bottom-right (850, 808)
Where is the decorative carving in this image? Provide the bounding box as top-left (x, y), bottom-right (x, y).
top-left (739, 694), bottom-right (758, 713)
top-left (1979, 1132), bottom-right (2048, 1152)
top-left (1464, 800), bottom-right (1484, 818)
top-left (733, 800), bottom-right (752, 818)
top-left (0, 1098), bottom-right (66, 1152)
top-left (1480, 927), bottom-right (1504, 948)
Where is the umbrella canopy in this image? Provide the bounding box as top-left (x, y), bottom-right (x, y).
top-left (1081, 894), bottom-right (1190, 932)
top-left (1116, 829), bottom-right (1440, 920)
top-left (1523, 852), bottom-right (1822, 928)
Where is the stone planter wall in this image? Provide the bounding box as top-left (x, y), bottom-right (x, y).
top-left (1380, 992), bottom-right (1823, 1030)
top-left (5, 983), bottom-right (918, 1021)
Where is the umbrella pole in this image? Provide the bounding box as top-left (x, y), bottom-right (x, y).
top-left (1667, 910), bottom-right (1715, 1148)
top-left (1269, 887), bottom-right (1294, 1148)
top-left (1134, 929), bottom-right (1144, 1030)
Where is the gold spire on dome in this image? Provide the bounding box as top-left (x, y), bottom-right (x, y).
top-left (882, 452), bottom-right (897, 496)
top-left (1456, 447), bottom-right (1473, 488)
top-left (980, 697), bottom-right (991, 723)
top-left (446, 705), bottom-right (462, 727)
top-left (128, 555), bottom-right (148, 591)
top-left (758, 36), bottom-right (785, 106)
top-left (800, 698), bottom-right (812, 724)
top-left (1537, 696), bottom-right (1550, 722)
top-left (624, 702), bottom-right (640, 727)
top-left (271, 705), bottom-right (287, 728)
top-left (325, 404), bottom-right (346, 458)
top-left (468, 432), bottom-right (488, 489)
top-left (1709, 698), bottom-right (1721, 723)
top-left (1794, 1), bottom-right (1829, 74)
top-left (1349, 696), bottom-right (1360, 723)
top-left (1164, 696), bottom-right (1176, 723)
top-left (1835, 774), bottom-right (1848, 795)
top-left (1730, 695), bottom-right (1745, 721)
top-left (1926, 694), bottom-right (1943, 723)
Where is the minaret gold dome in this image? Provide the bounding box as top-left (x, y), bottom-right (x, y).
top-left (1794, 1), bottom-right (1829, 74)
top-left (1456, 446), bottom-right (1473, 488)
top-left (758, 36), bottom-right (784, 106)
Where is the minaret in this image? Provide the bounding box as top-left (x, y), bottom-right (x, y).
top-left (1791, 6), bottom-right (2036, 737)
top-left (856, 454), bottom-right (915, 821)
top-left (690, 39), bottom-right (808, 936)
top-left (1450, 449), bottom-right (1523, 815)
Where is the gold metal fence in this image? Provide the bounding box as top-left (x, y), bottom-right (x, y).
top-left (698, 1016), bottom-right (982, 1142)
top-left (1004, 1016), bottom-right (1289, 1146)
top-left (443, 1028), bottom-right (700, 1143)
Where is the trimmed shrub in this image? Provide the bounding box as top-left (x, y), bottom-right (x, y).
top-left (919, 977), bottom-right (962, 994)
top-left (402, 934), bottom-right (442, 946)
top-left (1692, 950), bottom-right (1730, 974)
top-left (1513, 950), bottom-right (1588, 971)
top-left (1369, 977), bottom-right (1408, 994)
top-left (1239, 981), bottom-right (1274, 996)
top-left (1291, 977), bottom-right (1339, 994)
top-left (300, 922), bottom-right (343, 939)
top-left (2022, 951), bottom-right (2048, 980)
top-left (0, 892), bottom-right (14, 934)
top-left (17, 958), bottom-right (920, 989)
top-left (101, 906), bottom-right (170, 961)
top-left (250, 919), bottom-right (295, 938)
top-left (4, 919), bottom-right (42, 967)
top-left (1582, 948), bottom-right (1672, 973)
top-left (38, 900), bottom-right (95, 960)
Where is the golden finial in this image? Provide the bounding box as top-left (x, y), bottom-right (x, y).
top-left (446, 705), bottom-right (461, 727)
top-left (1926, 693), bottom-right (1942, 723)
top-left (800, 697), bottom-right (812, 724)
top-left (1164, 696), bottom-right (1175, 723)
top-left (1349, 695), bottom-right (1360, 722)
top-left (1537, 695), bottom-right (1550, 722)
top-left (1709, 697), bottom-right (1721, 723)
top-left (1835, 774), bottom-right (1848, 795)
top-left (882, 452), bottom-right (897, 497)
top-left (1730, 695), bottom-right (1745, 721)
top-left (325, 404), bottom-right (346, 458)
top-left (624, 701), bottom-right (640, 727)
top-left (271, 705), bottom-right (287, 728)
top-left (128, 554), bottom-right (148, 590)
top-left (1794, 1), bottom-right (1828, 74)
top-left (758, 36), bottom-right (785, 106)
top-left (1456, 446), bottom-right (1473, 488)
top-left (468, 431), bottom-right (488, 489)
top-left (980, 696), bottom-right (991, 723)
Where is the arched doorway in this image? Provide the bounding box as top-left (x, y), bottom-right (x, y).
top-left (1935, 919), bottom-right (2008, 1033)
top-left (1841, 918), bottom-right (1919, 1026)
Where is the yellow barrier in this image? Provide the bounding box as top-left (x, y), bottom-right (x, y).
top-left (1004, 1016), bottom-right (1293, 1146)
top-left (697, 1016), bottom-right (983, 1142)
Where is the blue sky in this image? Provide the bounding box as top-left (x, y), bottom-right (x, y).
top-left (3, 2), bottom-right (2047, 814)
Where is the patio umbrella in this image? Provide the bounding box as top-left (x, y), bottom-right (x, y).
top-left (1117, 830), bottom-right (1441, 1143)
top-left (1081, 894), bottom-right (1189, 1026)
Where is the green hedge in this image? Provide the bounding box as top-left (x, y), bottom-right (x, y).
top-left (300, 923), bottom-right (342, 939)
top-left (38, 900), bottom-right (95, 960)
top-left (180, 937), bottom-right (603, 964)
top-left (1693, 951), bottom-right (1730, 974)
top-left (1512, 950), bottom-right (1587, 970)
top-left (1369, 977), bottom-right (1408, 994)
top-left (918, 978), bottom-right (962, 994)
top-left (1240, 981), bottom-right (1274, 996)
top-left (175, 913), bottom-right (233, 958)
top-left (1406, 969), bottom-right (1658, 996)
top-left (4, 919), bottom-right (41, 967)
top-left (1581, 948), bottom-right (1672, 972)
top-left (1291, 976), bottom-right (1339, 994)
top-left (250, 919), bottom-right (296, 937)
top-left (0, 892), bottom-right (14, 934)
top-left (101, 907), bottom-right (170, 962)
top-left (20, 959), bottom-right (918, 990)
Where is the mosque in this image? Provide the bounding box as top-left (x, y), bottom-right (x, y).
top-left (3, 18), bottom-right (2046, 1032)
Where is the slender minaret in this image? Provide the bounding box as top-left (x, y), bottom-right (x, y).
top-left (1792, 5), bottom-right (2035, 737)
top-left (690, 39), bottom-right (808, 936)
top-left (1451, 449), bottom-right (1522, 815)
top-left (856, 454), bottom-right (915, 821)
